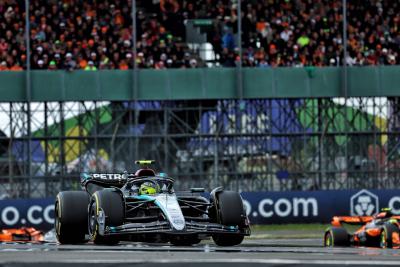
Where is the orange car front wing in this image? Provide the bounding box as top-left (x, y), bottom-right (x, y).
top-left (0, 227), bottom-right (44, 242)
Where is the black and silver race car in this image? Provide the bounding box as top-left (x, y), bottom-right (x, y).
top-left (55, 160), bottom-right (250, 246)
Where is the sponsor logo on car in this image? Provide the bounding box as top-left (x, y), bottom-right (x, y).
top-left (92, 173), bottom-right (125, 180)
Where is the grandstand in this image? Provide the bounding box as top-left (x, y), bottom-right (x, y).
top-left (0, 0), bottom-right (398, 70)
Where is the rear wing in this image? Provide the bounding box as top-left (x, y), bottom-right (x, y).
top-left (331, 216), bottom-right (373, 227)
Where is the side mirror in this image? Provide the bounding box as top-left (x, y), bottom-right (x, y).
top-left (190, 188), bottom-right (205, 193)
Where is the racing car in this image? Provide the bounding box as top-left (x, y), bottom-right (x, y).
top-left (324, 208), bottom-right (400, 248)
top-left (55, 160), bottom-right (250, 246)
top-left (0, 227), bottom-right (44, 242)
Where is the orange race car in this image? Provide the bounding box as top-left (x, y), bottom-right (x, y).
top-left (0, 227), bottom-right (44, 242)
top-left (324, 208), bottom-right (400, 248)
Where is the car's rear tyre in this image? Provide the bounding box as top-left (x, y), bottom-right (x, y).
top-left (212, 191), bottom-right (245, 246)
top-left (380, 224), bottom-right (399, 248)
top-left (324, 227), bottom-right (350, 247)
top-left (55, 191), bottom-right (90, 244)
top-left (169, 235), bottom-right (201, 246)
top-left (89, 190), bottom-right (124, 245)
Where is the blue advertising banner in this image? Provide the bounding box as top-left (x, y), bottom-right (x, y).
top-left (2, 189), bottom-right (400, 230)
top-left (242, 189), bottom-right (400, 224)
top-left (0, 198), bottom-right (54, 230)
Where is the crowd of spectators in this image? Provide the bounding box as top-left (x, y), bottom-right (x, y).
top-left (0, 0), bottom-right (200, 71)
top-left (0, 0), bottom-right (398, 70)
top-left (178, 0), bottom-right (399, 67)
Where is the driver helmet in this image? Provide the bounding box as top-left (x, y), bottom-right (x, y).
top-left (381, 207), bottom-right (393, 217)
top-left (139, 182), bottom-right (159, 195)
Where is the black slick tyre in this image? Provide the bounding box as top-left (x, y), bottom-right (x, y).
top-left (380, 224), bottom-right (399, 248)
top-left (55, 191), bottom-right (90, 244)
top-left (324, 227), bottom-right (350, 247)
top-left (212, 191), bottom-right (245, 246)
top-left (217, 191), bottom-right (244, 226)
top-left (89, 190), bottom-right (124, 245)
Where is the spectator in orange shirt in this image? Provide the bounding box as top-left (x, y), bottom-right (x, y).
top-left (9, 62), bottom-right (23, 71)
top-left (0, 61), bottom-right (8, 71)
top-left (78, 56), bottom-right (88, 70)
top-left (119, 60), bottom-right (128, 70)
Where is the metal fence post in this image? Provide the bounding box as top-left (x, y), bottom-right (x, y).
top-left (25, 0), bottom-right (32, 197)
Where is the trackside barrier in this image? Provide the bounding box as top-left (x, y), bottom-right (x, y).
top-left (241, 189), bottom-right (400, 224)
top-left (0, 198), bottom-right (54, 230)
top-left (1, 67), bottom-right (400, 101)
top-left (1, 189), bottom-right (400, 230)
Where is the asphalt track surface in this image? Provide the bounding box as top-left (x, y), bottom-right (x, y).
top-left (1, 238), bottom-right (400, 267)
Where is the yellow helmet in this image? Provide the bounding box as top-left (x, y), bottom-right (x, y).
top-left (139, 182), bottom-right (159, 195)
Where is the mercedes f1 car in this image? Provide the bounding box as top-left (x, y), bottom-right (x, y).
top-left (55, 160), bottom-right (250, 246)
top-left (324, 208), bottom-right (400, 248)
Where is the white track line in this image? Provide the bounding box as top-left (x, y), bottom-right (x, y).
top-left (2, 258), bottom-right (400, 265)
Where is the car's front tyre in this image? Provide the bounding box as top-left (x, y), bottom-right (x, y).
top-left (88, 189), bottom-right (124, 245)
top-left (211, 190), bottom-right (245, 246)
top-left (380, 224), bottom-right (399, 248)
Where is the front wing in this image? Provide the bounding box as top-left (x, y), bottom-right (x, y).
top-left (99, 221), bottom-right (250, 237)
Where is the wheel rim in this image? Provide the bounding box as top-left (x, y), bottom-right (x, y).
top-left (55, 201), bottom-right (61, 237)
top-left (380, 231), bottom-right (387, 248)
top-left (325, 233), bottom-right (333, 247)
top-left (88, 202), bottom-right (97, 238)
